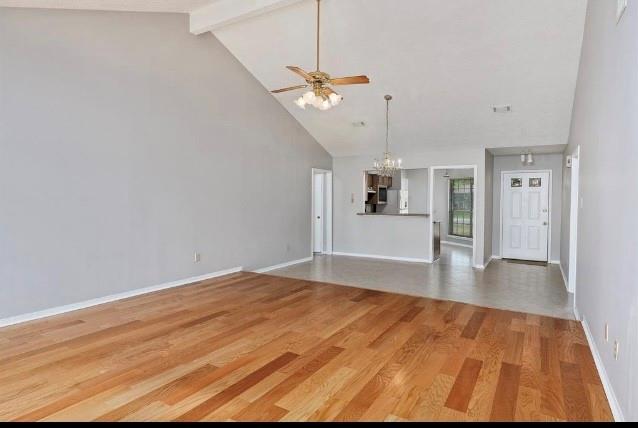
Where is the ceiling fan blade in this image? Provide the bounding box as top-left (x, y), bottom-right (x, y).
top-left (322, 87), bottom-right (336, 96)
top-left (330, 75), bottom-right (370, 85)
top-left (271, 84), bottom-right (308, 94)
top-left (286, 66), bottom-right (314, 82)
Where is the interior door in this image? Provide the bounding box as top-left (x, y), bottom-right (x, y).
top-left (313, 173), bottom-right (324, 254)
top-left (502, 172), bottom-right (550, 262)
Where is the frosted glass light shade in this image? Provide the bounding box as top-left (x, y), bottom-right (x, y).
top-left (329, 93), bottom-right (342, 106)
top-left (294, 97), bottom-right (306, 109)
top-left (303, 91), bottom-right (316, 104)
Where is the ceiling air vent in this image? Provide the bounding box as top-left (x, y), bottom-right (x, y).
top-left (492, 105), bottom-right (512, 113)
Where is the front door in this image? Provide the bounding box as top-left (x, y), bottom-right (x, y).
top-left (502, 172), bottom-right (550, 262)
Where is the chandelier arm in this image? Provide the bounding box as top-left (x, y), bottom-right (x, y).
top-left (386, 97), bottom-right (390, 153)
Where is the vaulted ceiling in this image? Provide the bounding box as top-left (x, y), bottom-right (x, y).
top-left (1, 0), bottom-right (588, 158)
top-left (213, 0), bottom-right (587, 157)
top-left (0, 0), bottom-right (214, 13)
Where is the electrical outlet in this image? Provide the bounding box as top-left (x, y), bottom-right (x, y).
top-left (194, 253), bottom-right (201, 263)
top-left (614, 341), bottom-right (620, 360)
top-left (605, 323), bottom-right (609, 342)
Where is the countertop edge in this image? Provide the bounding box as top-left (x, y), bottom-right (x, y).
top-left (356, 213), bottom-right (430, 217)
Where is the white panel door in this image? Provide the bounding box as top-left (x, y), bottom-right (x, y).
top-left (313, 173), bottom-right (324, 254)
top-left (502, 172), bottom-right (550, 262)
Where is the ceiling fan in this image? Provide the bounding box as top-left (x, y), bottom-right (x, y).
top-left (271, 0), bottom-right (370, 110)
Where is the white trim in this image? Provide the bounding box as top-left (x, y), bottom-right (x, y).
top-left (500, 169), bottom-right (553, 263)
top-left (253, 257), bottom-right (313, 274)
top-left (474, 255), bottom-right (495, 270)
top-left (447, 235), bottom-right (474, 242)
top-left (491, 255), bottom-right (503, 260)
top-left (332, 252), bottom-right (431, 264)
top-left (441, 240), bottom-right (473, 249)
top-left (429, 165), bottom-right (478, 266)
top-left (568, 146), bottom-right (580, 295)
top-left (554, 259), bottom-right (569, 291)
top-left (311, 168), bottom-right (333, 256)
top-left (581, 316), bottom-right (624, 422)
top-left (0, 267), bottom-right (243, 328)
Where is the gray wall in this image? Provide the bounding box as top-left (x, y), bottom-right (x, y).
top-left (334, 157), bottom-right (430, 261)
top-left (563, 0), bottom-right (638, 420)
top-left (0, 8), bottom-right (331, 319)
top-left (334, 147), bottom-right (486, 267)
top-left (491, 154), bottom-right (563, 262)
top-left (405, 169), bottom-right (429, 214)
top-left (484, 151), bottom-right (494, 263)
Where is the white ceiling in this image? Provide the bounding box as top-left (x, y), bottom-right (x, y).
top-left (214, 0), bottom-right (587, 157)
top-left (1, 0), bottom-right (587, 158)
top-left (488, 144), bottom-right (567, 156)
top-left (0, 0), bottom-right (216, 13)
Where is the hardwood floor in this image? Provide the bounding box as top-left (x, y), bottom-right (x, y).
top-left (0, 272), bottom-right (612, 422)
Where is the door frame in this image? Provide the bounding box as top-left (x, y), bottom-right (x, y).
top-left (568, 146), bottom-right (580, 294)
top-left (429, 165), bottom-right (478, 266)
top-left (311, 168), bottom-right (333, 255)
top-left (499, 169), bottom-right (553, 262)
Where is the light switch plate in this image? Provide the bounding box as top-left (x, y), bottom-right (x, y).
top-left (617, 0), bottom-right (628, 24)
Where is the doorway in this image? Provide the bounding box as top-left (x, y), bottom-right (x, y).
top-left (500, 170), bottom-right (551, 262)
top-left (429, 165), bottom-right (478, 267)
top-left (311, 168), bottom-right (333, 255)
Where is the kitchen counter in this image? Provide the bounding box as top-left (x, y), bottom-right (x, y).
top-left (357, 213), bottom-right (430, 217)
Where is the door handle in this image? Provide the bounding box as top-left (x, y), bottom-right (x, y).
top-left (317, 216), bottom-right (321, 220)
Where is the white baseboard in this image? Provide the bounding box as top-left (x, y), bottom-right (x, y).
top-left (332, 252), bottom-right (431, 264)
top-left (559, 262), bottom-right (569, 292)
top-left (474, 256), bottom-right (495, 271)
top-left (0, 267), bottom-right (243, 329)
top-left (253, 257), bottom-right (313, 274)
top-left (441, 240), bottom-right (473, 249)
top-left (581, 316), bottom-right (624, 422)
top-left (550, 260), bottom-right (561, 265)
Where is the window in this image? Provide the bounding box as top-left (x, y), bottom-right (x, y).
top-left (449, 178), bottom-right (474, 238)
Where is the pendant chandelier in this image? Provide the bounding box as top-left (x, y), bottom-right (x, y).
top-left (374, 95), bottom-right (402, 177)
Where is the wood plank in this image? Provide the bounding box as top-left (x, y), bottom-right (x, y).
top-left (560, 361), bottom-right (593, 421)
top-left (490, 362), bottom-right (521, 421)
top-left (174, 352), bottom-right (299, 421)
top-left (0, 273), bottom-right (613, 422)
top-left (444, 358), bottom-right (483, 413)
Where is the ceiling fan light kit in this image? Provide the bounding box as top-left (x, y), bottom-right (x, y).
top-left (271, 0), bottom-right (370, 111)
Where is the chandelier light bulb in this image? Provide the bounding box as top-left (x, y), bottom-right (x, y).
top-left (303, 91), bottom-right (316, 104)
top-left (311, 97), bottom-right (322, 108)
top-left (527, 153), bottom-right (534, 165)
top-left (521, 154), bottom-right (527, 164)
top-left (294, 97), bottom-right (307, 109)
